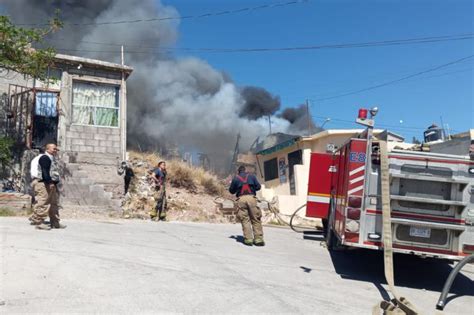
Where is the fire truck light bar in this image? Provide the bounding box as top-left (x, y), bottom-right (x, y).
top-left (358, 108), bottom-right (368, 120)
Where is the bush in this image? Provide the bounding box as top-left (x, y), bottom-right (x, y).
top-left (168, 162), bottom-right (198, 192)
top-left (0, 137), bottom-right (14, 168)
top-left (127, 151), bottom-right (227, 196)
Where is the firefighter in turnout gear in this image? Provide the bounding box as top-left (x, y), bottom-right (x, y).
top-left (150, 161), bottom-right (168, 221)
top-left (229, 166), bottom-right (264, 246)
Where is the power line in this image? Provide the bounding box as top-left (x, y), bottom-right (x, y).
top-left (304, 65), bottom-right (473, 99)
top-left (49, 33), bottom-right (474, 53)
top-left (312, 115), bottom-right (427, 131)
top-left (15, 0), bottom-right (309, 27)
top-left (312, 54), bottom-right (474, 101)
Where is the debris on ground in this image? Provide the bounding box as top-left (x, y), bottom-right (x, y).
top-left (121, 151), bottom-right (233, 223)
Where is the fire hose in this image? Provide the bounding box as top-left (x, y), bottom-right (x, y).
top-left (373, 141), bottom-right (420, 315)
top-left (214, 197), bottom-right (318, 233)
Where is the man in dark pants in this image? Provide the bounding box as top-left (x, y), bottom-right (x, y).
top-left (150, 161), bottom-right (167, 221)
top-left (229, 166), bottom-right (264, 246)
top-left (122, 161), bottom-right (135, 194)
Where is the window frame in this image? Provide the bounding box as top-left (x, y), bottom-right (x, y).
top-left (263, 157), bottom-right (279, 182)
top-left (71, 80), bottom-right (120, 128)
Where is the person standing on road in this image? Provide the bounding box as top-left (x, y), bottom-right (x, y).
top-left (29, 147), bottom-right (45, 209)
top-left (29, 143), bottom-right (66, 230)
top-left (229, 166), bottom-right (264, 246)
top-left (118, 161), bottom-right (135, 195)
top-left (150, 161), bottom-right (168, 221)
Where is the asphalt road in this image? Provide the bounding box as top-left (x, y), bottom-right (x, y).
top-left (1, 217), bottom-right (473, 314)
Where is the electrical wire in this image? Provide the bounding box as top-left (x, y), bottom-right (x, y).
top-left (15, 0), bottom-right (309, 27)
top-left (312, 54), bottom-right (474, 102)
top-left (302, 64), bottom-right (473, 100)
top-left (311, 116), bottom-right (426, 131)
top-left (50, 33), bottom-right (474, 54)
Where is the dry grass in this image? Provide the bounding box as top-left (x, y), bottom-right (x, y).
top-left (128, 151), bottom-right (226, 196)
top-left (0, 207), bottom-right (18, 217)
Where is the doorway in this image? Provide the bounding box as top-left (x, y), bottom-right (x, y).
top-left (32, 91), bottom-right (59, 149)
top-left (288, 149), bottom-right (302, 195)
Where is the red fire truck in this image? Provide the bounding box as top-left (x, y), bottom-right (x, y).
top-left (306, 108), bottom-right (474, 260)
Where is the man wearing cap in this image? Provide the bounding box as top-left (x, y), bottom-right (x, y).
top-left (29, 143), bottom-right (66, 230)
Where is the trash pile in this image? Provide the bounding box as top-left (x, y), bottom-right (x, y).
top-left (121, 151), bottom-right (233, 223)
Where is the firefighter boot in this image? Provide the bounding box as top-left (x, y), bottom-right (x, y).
top-left (150, 208), bottom-right (158, 221)
top-left (243, 238), bottom-right (253, 246)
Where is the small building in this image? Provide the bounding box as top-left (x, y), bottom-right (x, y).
top-left (428, 129), bottom-right (474, 158)
top-left (0, 54), bottom-right (133, 209)
top-left (255, 129), bottom-right (406, 216)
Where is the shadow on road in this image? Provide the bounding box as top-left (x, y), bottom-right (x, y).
top-left (328, 249), bottom-right (474, 306)
top-left (229, 235), bottom-right (245, 244)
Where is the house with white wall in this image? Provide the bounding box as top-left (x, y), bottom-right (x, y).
top-left (255, 129), bottom-right (406, 216)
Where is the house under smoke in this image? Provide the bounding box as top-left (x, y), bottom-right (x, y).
top-left (0, 53), bottom-right (132, 209)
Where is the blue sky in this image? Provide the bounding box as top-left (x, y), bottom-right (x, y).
top-left (166, 0), bottom-right (473, 140)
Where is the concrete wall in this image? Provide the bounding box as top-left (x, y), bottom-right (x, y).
top-left (58, 73), bottom-right (124, 157)
top-left (64, 125), bottom-right (121, 155)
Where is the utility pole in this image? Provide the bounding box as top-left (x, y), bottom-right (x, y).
top-left (120, 45), bottom-right (127, 161)
top-left (440, 116), bottom-right (447, 140)
top-left (268, 115), bottom-right (272, 135)
top-left (229, 133), bottom-right (241, 174)
top-left (306, 99), bottom-right (312, 136)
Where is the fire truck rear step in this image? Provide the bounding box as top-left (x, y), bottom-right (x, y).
top-left (390, 195), bottom-right (467, 207)
top-left (391, 218), bottom-right (466, 231)
top-left (391, 173), bottom-right (470, 184)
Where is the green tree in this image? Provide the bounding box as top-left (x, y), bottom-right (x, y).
top-left (0, 13), bottom-right (62, 81)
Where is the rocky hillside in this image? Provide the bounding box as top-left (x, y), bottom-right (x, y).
top-left (121, 151), bottom-right (234, 223)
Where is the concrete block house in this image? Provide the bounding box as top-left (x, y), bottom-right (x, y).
top-left (0, 54), bottom-right (133, 210)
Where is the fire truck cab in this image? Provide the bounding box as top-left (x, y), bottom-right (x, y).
top-left (306, 110), bottom-right (474, 260)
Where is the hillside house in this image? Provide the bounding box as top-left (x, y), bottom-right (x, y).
top-left (0, 54), bottom-right (133, 209)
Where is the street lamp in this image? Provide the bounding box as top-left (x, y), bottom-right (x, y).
top-left (320, 118), bottom-right (331, 129)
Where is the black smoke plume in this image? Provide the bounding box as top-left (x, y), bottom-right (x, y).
top-left (2, 0), bottom-right (316, 171)
top-left (239, 86), bottom-right (280, 120)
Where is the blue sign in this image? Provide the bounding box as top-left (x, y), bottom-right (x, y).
top-left (349, 152), bottom-right (366, 163)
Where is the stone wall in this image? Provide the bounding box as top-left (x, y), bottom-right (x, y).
top-left (0, 192), bottom-right (31, 212)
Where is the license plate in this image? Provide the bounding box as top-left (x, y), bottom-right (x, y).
top-left (409, 226), bottom-right (431, 238)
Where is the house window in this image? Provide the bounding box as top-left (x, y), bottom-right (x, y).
top-left (72, 81), bottom-right (119, 127)
top-left (264, 158), bottom-right (278, 181)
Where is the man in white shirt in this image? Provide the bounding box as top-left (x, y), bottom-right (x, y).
top-left (29, 143), bottom-right (66, 230)
top-left (30, 153), bottom-right (44, 180)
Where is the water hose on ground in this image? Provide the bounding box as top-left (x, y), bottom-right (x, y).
top-left (436, 254), bottom-right (474, 311)
top-left (215, 197), bottom-right (320, 233)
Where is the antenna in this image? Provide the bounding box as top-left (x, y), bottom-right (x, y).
top-left (440, 116), bottom-right (447, 140)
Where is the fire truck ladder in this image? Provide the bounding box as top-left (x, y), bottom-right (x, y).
top-left (373, 141), bottom-right (420, 315)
